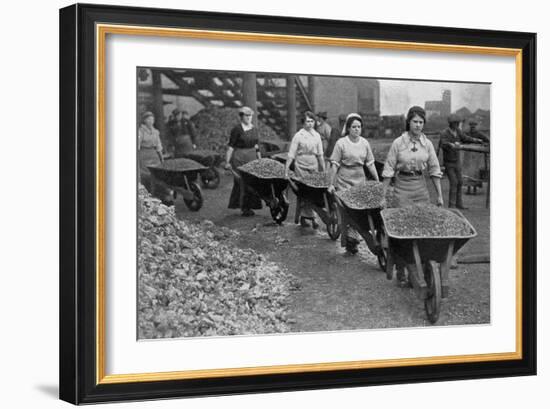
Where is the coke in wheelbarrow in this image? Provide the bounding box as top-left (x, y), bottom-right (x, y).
top-left (381, 205), bottom-right (477, 324)
top-left (148, 158), bottom-right (207, 211)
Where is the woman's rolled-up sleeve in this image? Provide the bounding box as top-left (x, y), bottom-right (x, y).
top-left (287, 132), bottom-right (299, 159)
top-left (315, 134), bottom-right (324, 156)
top-left (154, 131), bottom-right (163, 153)
top-left (137, 128), bottom-right (143, 150)
top-left (364, 142), bottom-right (375, 167)
top-left (382, 140), bottom-right (398, 178)
top-left (329, 139), bottom-right (343, 167)
top-left (427, 141), bottom-right (442, 178)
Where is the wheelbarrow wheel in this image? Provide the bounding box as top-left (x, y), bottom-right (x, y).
top-left (375, 231), bottom-right (388, 272)
top-left (423, 261), bottom-right (442, 324)
top-left (326, 203), bottom-right (341, 240)
top-left (183, 182), bottom-right (203, 211)
top-left (200, 167), bottom-right (220, 189)
top-left (270, 197), bottom-right (289, 225)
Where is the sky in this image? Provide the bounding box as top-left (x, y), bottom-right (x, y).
top-left (379, 79), bottom-right (491, 116)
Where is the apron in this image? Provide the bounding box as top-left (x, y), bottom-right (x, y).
top-left (335, 164), bottom-right (367, 245)
top-left (173, 134), bottom-right (194, 157)
top-left (228, 147), bottom-right (262, 210)
top-left (393, 173), bottom-right (430, 207)
top-left (335, 164), bottom-right (365, 191)
top-left (294, 154), bottom-right (319, 218)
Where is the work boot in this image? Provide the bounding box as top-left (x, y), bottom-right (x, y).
top-left (344, 236), bottom-right (359, 255)
top-left (311, 218), bottom-right (319, 230)
top-left (396, 267), bottom-right (411, 288)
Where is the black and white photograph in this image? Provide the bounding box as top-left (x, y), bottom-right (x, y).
top-left (136, 68), bottom-right (491, 339)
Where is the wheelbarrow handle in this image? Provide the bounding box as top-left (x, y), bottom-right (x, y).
top-left (287, 178), bottom-right (298, 192)
top-left (228, 168), bottom-right (241, 180)
top-left (332, 192), bottom-right (343, 207)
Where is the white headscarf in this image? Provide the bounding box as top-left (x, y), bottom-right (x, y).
top-left (341, 113), bottom-right (362, 136)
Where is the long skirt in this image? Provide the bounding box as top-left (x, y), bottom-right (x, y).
top-left (294, 154), bottom-right (320, 218)
top-left (335, 165), bottom-right (366, 246)
top-left (228, 148), bottom-right (262, 210)
top-left (393, 173), bottom-right (430, 207)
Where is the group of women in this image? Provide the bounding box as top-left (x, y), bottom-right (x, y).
top-left (138, 105), bottom-right (444, 287)
top-left (138, 105), bottom-right (443, 264)
top-left (225, 105), bottom-right (444, 260)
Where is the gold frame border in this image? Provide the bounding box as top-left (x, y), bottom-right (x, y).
top-left (96, 23), bottom-right (523, 385)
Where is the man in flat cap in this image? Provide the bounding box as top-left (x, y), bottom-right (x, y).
top-left (465, 117), bottom-right (490, 144)
top-left (167, 108), bottom-right (198, 157)
top-left (315, 111), bottom-right (331, 156)
top-left (325, 113), bottom-right (346, 159)
top-left (439, 114), bottom-right (483, 209)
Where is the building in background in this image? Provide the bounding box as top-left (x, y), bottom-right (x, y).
top-left (425, 90), bottom-right (451, 119)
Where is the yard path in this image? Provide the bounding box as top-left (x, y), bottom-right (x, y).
top-left (176, 171), bottom-right (490, 332)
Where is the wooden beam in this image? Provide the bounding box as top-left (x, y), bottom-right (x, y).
top-left (151, 69), bottom-right (166, 139)
top-left (242, 72), bottom-right (258, 127)
top-left (160, 70), bottom-right (211, 107)
top-left (287, 75), bottom-right (297, 139)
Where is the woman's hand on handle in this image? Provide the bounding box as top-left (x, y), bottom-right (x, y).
top-left (436, 195), bottom-right (444, 207)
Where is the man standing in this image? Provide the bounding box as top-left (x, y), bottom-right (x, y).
top-left (167, 108), bottom-right (197, 157)
top-left (325, 114), bottom-right (346, 159)
top-left (465, 117), bottom-right (490, 143)
top-left (315, 111), bottom-right (331, 154)
top-left (439, 114), bottom-right (483, 209)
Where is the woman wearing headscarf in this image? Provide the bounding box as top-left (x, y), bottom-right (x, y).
top-left (224, 106), bottom-right (262, 217)
top-left (381, 106), bottom-right (443, 285)
top-left (327, 113), bottom-right (379, 254)
top-left (138, 111), bottom-right (167, 199)
top-left (285, 111), bottom-right (325, 228)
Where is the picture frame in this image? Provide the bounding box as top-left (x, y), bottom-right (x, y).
top-left (59, 3), bottom-right (536, 405)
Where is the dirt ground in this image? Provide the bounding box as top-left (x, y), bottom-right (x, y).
top-left (176, 169), bottom-right (490, 331)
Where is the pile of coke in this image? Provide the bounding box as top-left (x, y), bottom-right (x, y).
top-left (292, 171), bottom-right (331, 188)
top-left (138, 185), bottom-right (297, 339)
top-left (238, 158), bottom-right (287, 179)
top-left (382, 205), bottom-right (473, 237)
top-left (337, 181), bottom-right (385, 209)
top-left (191, 107), bottom-right (281, 154)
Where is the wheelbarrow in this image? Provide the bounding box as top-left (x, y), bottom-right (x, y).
top-left (147, 158), bottom-right (207, 211)
top-left (333, 193), bottom-right (387, 271)
top-left (288, 176), bottom-right (340, 240)
top-left (180, 149), bottom-right (222, 189)
top-left (380, 208), bottom-right (477, 324)
top-left (231, 167), bottom-right (290, 225)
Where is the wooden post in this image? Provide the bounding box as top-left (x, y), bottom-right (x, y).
top-left (485, 153), bottom-right (490, 208)
top-left (308, 75), bottom-right (316, 113)
top-left (287, 75), bottom-right (297, 139)
top-left (151, 69), bottom-right (166, 145)
top-left (242, 72), bottom-right (257, 127)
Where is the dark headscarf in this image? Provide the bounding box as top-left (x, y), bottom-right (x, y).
top-left (405, 106), bottom-right (426, 131)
